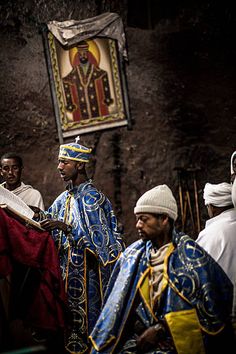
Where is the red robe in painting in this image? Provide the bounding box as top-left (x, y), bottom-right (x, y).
top-left (63, 57), bottom-right (113, 122)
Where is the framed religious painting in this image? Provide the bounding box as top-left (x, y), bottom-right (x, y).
top-left (42, 27), bottom-right (130, 142)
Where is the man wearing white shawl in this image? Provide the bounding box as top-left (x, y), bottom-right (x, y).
top-left (196, 182), bottom-right (236, 336)
top-left (0, 152), bottom-right (44, 210)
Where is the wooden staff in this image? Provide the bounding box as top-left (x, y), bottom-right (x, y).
top-left (193, 171), bottom-right (201, 234)
top-left (182, 168), bottom-right (196, 234)
top-left (177, 170), bottom-right (184, 230)
top-left (182, 193), bottom-right (188, 231)
top-left (187, 167), bottom-right (201, 235)
top-left (186, 186), bottom-right (195, 231)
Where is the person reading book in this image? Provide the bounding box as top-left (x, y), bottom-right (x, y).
top-left (37, 136), bottom-right (125, 354)
top-left (0, 152), bottom-right (45, 348)
top-left (0, 152), bottom-right (44, 210)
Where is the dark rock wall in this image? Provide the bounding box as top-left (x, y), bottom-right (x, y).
top-left (1, 0), bottom-right (236, 244)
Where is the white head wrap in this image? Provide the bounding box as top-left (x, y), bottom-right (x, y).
top-left (203, 182), bottom-right (232, 207)
top-left (230, 151), bottom-right (236, 175)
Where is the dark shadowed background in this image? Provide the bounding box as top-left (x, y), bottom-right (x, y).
top-left (0, 0), bottom-right (236, 244)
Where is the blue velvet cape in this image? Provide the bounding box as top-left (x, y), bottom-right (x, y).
top-left (90, 231), bottom-right (233, 353)
top-left (46, 180), bottom-right (125, 353)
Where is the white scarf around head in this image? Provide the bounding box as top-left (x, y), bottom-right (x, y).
top-left (204, 182), bottom-right (232, 207)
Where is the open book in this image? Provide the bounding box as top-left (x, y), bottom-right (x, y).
top-left (0, 185), bottom-right (44, 231)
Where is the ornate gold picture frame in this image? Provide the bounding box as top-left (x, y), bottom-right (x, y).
top-left (43, 29), bottom-right (130, 142)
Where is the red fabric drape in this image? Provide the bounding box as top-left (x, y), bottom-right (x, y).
top-left (0, 209), bottom-right (67, 331)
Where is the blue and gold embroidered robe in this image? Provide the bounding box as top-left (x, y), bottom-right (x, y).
top-left (46, 180), bottom-right (125, 354)
top-left (89, 231), bottom-right (233, 353)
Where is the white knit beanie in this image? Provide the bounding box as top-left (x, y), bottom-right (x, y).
top-left (134, 184), bottom-right (178, 221)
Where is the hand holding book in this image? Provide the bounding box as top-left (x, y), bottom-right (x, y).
top-left (0, 185), bottom-right (44, 230)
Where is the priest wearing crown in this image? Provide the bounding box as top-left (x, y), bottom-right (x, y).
top-left (39, 136), bottom-right (125, 354)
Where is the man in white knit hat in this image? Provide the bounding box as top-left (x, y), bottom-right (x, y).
top-left (90, 184), bottom-right (235, 354)
top-left (196, 182), bottom-right (236, 338)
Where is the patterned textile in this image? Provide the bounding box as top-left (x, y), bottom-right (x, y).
top-left (89, 230), bottom-right (233, 354)
top-left (62, 61), bottom-right (113, 122)
top-left (149, 243), bottom-right (170, 309)
top-left (59, 140), bottom-right (92, 163)
top-left (46, 180), bottom-right (125, 353)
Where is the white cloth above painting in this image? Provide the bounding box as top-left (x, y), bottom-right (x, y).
top-left (47, 12), bottom-right (128, 59)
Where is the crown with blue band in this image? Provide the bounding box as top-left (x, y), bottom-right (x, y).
top-left (58, 136), bottom-right (92, 163)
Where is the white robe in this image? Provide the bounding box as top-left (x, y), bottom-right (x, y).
top-left (232, 178), bottom-right (236, 208)
top-left (1, 182), bottom-right (45, 210)
top-left (196, 208), bottom-right (236, 323)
